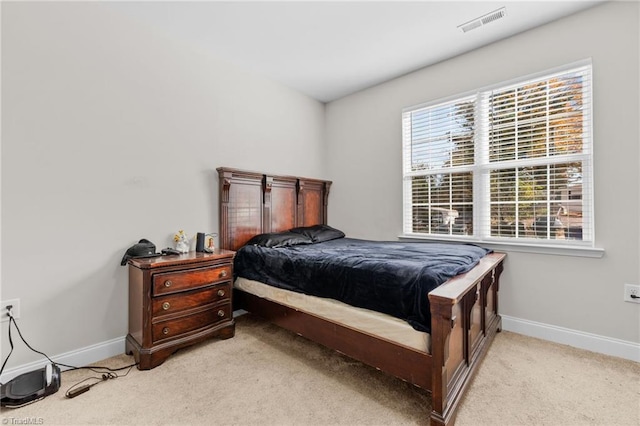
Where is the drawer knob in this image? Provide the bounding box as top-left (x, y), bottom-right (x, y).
top-left (162, 302), bottom-right (171, 311)
top-left (217, 310), bottom-right (225, 318)
top-left (217, 289), bottom-right (225, 297)
top-left (219, 270), bottom-right (228, 278)
top-left (164, 280), bottom-right (172, 288)
top-left (162, 327), bottom-right (170, 335)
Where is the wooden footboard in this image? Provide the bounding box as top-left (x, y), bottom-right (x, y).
top-left (428, 252), bottom-right (505, 426)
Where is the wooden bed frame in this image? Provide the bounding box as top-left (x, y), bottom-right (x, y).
top-left (217, 167), bottom-right (505, 426)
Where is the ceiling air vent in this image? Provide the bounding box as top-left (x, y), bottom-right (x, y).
top-left (458, 7), bottom-right (506, 33)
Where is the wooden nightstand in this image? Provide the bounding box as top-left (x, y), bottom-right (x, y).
top-left (125, 250), bottom-right (235, 370)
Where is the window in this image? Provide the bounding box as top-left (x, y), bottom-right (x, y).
top-left (402, 61), bottom-right (593, 247)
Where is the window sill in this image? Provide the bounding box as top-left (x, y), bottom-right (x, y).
top-left (398, 234), bottom-right (605, 258)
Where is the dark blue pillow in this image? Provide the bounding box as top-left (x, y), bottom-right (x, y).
top-left (245, 231), bottom-right (313, 248)
top-left (288, 224), bottom-right (345, 243)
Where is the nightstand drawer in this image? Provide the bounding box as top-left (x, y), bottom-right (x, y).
top-left (152, 283), bottom-right (231, 317)
top-left (152, 304), bottom-right (232, 343)
top-left (153, 265), bottom-right (231, 296)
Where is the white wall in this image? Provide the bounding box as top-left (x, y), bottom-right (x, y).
top-left (326, 2), bottom-right (640, 348)
top-left (1, 3), bottom-right (325, 369)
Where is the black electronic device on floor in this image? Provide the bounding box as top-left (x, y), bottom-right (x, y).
top-left (1, 363), bottom-right (61, 408)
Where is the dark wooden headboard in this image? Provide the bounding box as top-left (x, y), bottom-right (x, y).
top-left (217, 167), bottom-right (332, 251)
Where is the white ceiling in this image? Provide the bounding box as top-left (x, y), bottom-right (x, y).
top-left (106, 1), bottom-right (604, 103)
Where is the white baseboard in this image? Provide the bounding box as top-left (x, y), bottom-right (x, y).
top-left (0, 336), bottom-right (126, 383)
top-left (2, 315), bottom-right (637, 383)
top-left (502, 315), bottom-right (640, 362)
top-left (1, 312), bottom-right (248, 382)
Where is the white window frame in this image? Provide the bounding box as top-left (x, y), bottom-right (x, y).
top-left (401, 59), bottom-right (603, 257)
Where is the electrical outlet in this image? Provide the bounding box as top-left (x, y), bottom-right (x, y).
top-left (1, 299), bottom-right (21, 322)
top-left (624, 284), bottom-right (640, 304)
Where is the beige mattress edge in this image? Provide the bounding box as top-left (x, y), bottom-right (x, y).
top-left (234, 277), bottom-right (430, 354)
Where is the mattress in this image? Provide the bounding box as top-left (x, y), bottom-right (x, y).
top-left (235, 277), bottom-right (431, 354)
top-left (234, 237), bottom-right (491, 333)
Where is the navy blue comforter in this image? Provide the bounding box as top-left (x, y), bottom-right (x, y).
top-left (234, 238), bottom-right (491, 333)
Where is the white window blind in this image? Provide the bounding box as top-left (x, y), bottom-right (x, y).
top-left (402, 61), bottom-right (593, 246)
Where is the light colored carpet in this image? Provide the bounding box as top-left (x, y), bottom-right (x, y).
top-left (1, 314), bottom-right (638, 425)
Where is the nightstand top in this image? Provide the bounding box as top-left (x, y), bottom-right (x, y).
top-left (128, 249), bottom-right (235, 269)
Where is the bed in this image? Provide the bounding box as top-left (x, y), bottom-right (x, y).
top-left (217, 167), bottom-right (506, 426)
